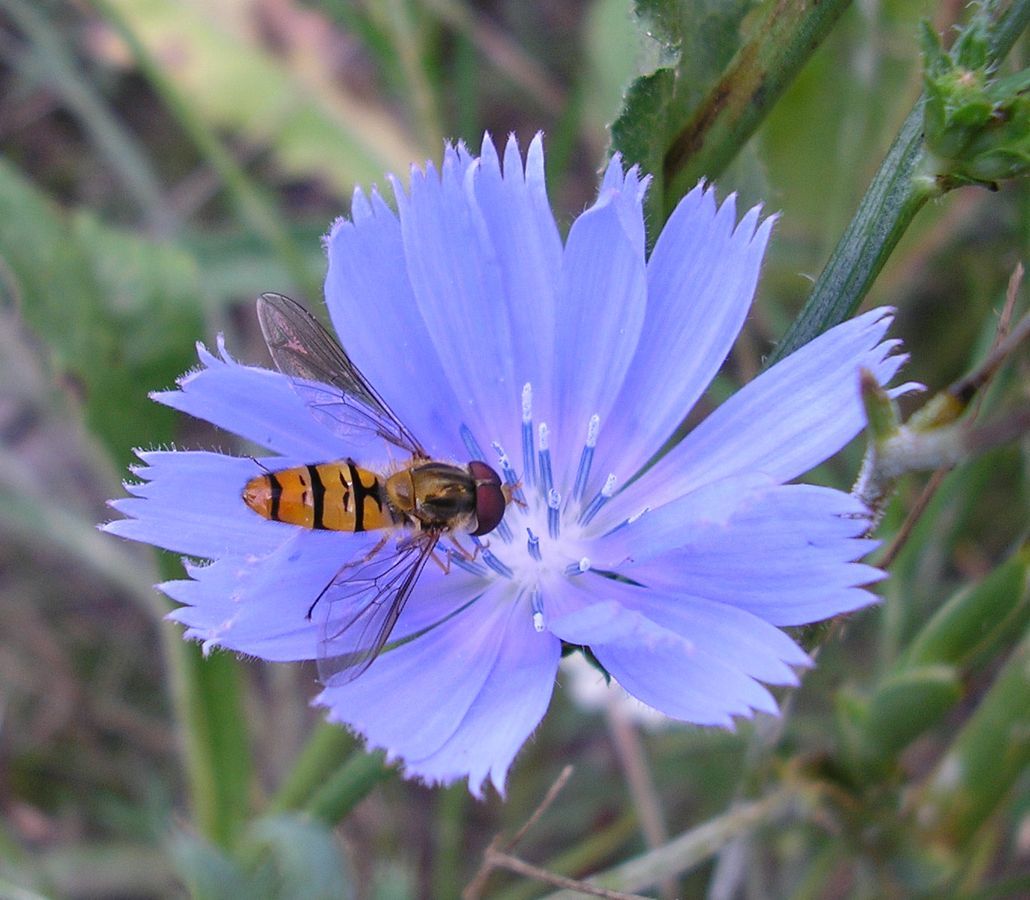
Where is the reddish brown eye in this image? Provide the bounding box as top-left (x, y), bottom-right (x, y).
top-left (468, 460), bottom-right (506, 536)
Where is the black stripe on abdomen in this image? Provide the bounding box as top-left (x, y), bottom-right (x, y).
top-left (347, 460), bottom-right (381, 532)
top-left (268, 472), bottom-right (282, 521)
top-left (307, 465), bottom-right (326, 529)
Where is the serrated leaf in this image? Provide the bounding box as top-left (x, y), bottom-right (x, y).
top-left (612, 0), bottom-right (755, 222)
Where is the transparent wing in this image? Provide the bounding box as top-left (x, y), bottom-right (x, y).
top-left (256, 292), bottom-right (426, 456)
top-left (313, 533), bottom-right (439, 687)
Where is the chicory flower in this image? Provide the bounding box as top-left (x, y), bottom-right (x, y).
top-left (105, 134), bottom-right (910, 795)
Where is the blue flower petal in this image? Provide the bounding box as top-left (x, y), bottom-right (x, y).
top-left (388, 143), bottom-right (530, 458)
top-left (323, 187), bottom-right (466, 461)
top-left (405, 595), bottom-right (561, 796)
top-left (102, 450), bottom-right (307, 559)
top-left (162, 528), bottom-right (370, 660)
top-left (468, 134), bottom-right (562, 422)
top-left (164, 530), bottom-right (485, 662)
top-left (616, 485), bottom-right (883, 626)
top-left (551, 185), bottom-right (647, 482)
top-left (153, 340), bottom-right (355, 459)
top-left (593, 187), bottom-right (774, 491)
top-left (599, 307), bottom-right (905, 527)
top-left (315, 584), bottom-right (521, 762)
top-left (546, 586), bottom-right (780, 725)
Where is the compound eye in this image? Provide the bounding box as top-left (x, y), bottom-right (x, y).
top-left (468, 461), bottom-right (506, 536)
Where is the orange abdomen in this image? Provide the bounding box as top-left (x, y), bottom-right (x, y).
top-left (243, 460), bottom-right (396, 532)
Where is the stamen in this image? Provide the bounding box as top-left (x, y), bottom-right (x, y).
top-left (460, 424), bottom-right (486, 461)
top-left (530, 587), bottom-right (544, 632)
top-left (579, 473), bottom-right (618, 526)
top-left (572, 414), bottom-right (600, 502)
top-left (470, 536), bottom-right (514, 578)
top-left (538, 422), bottom-right (553, 498)
top-left (604, 505), bottom-right (651, 537)
top-left (526, 528), bottom-right (542, 561)
top-left (493, 441), bottom-right (526, 507)
top-left (447, 548), bottom-right (488, 577)
top-left (547, 488), bottom-right (561, 539)
top-left (564, 557), bottom-right (591, 576)
top-left (521, 383), bottom-right (535, 488)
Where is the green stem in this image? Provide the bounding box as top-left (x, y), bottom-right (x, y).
top-left (541, 787), bottom-right (795, 898)
top-left (90, 0), bottom-right (322, 301)
top-left (661, 0), bottom-right (854, 215)
top-left (267, 722), bottom-right (354, 813)
top-left (305, 751), bottom-right (394, 826)
top-left (162, 629), bottom-right (252, 848)
top-left (768, 0), bottom-right (1030, 363)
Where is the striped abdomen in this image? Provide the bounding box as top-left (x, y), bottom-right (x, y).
top-left (243, 460), bottom-right (398, 532)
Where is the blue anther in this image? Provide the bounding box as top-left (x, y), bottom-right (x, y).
top-left (480, 548), bottom-right (514, 578)
top-left (493, 441), bottom-right (526, 507)
top-left (521, 383), bottom-right (536, 489)
top-left (530, 587), bottom-right (544, 632)
top-left (526, 528), bottom-right (542, 560)
top-left (460, 424), bottom-right (486, 461)
top-left (564, 557), bottom-right (591, 576)
top-left (447, 548), bottom-right (488, 577)
top-left (538, 423), bottom-right (553, 498)
top-left (579, 473), bottom-right (618, 526)
top-left (572, 414), bottom-right (600, 502)
top-left (547, 488), bottom-right (561, 540)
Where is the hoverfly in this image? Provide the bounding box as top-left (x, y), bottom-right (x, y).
top-left (242, 293), bottom-right (510, 686)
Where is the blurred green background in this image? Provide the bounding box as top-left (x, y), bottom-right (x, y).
top-left (0, 1), bottom-right (1026, 898)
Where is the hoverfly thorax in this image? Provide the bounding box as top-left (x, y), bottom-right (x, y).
top-left (387, 461), bottom-right (508, 536)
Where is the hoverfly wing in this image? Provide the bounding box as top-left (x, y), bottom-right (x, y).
top-left (256, 292), bottom-right (426, 456)
top-left (313, 533), bottom-right (439, 687)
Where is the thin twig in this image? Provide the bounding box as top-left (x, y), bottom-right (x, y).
top-left (877, 468), bottom-right (950, 569)
top-left (508, 764), bottom-right (575, 851)
top-left (463, 765), bottom-right (574, 899)
top-left (485, 849), bottom-right (654, 900)
top-left (877, 264), bottom-right (1027, 568)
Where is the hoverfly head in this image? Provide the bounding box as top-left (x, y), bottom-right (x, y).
top-left (467, 460), bottom-right (507, 536)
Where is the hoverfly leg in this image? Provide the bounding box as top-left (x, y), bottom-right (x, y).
top-left (505, 480), bottom-right (527, 509)
top-left (446, 535), bottom-right (480, 563)
top-left (429, 550), bottom-right (451, 575)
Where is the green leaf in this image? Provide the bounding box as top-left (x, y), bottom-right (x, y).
top-left (102, 0), bottom-right (423, 193)
top-left (170, 814), bottom-right (353, 900)
top-left (900, 549), bottom-right (1030, 672)
top-left (913, 632), bottom-right (1030, 850)
top-left (0, 160), bottom-right (201, 468)
top-left (611, 0), bottom-right (754, 222)
top-left (246, 815), bottom-right (354, 900)
top-left (862, 665), bottom-right (963, 759)
top-left (168, 829), bottom-right (250, 900)
top-left (612, 0), bottom-right (855, 226)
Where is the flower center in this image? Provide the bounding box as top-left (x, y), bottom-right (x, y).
top-left (451, 382), bottom-right (619, 631)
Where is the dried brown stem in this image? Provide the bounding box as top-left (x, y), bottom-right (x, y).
top-left (484, 850), bottom-right (654, 900)
top-left (463, 765), bottom-right (574, 899)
